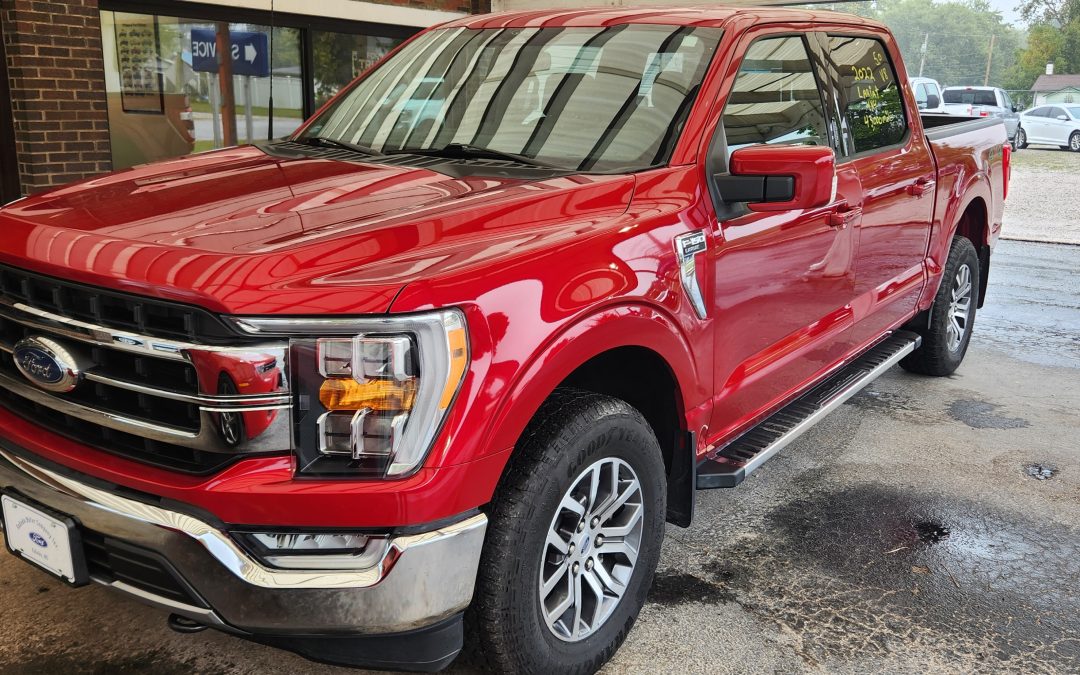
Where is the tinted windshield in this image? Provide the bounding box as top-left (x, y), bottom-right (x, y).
top-left (301, 25), bottom-right (722, 173)
top-left (943, 89), bottom-right (998, 106)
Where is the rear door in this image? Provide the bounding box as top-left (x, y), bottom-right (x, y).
top-left (823, 33), bottom-right (935, 346)
top-left (1024, 107), bottom-right (1048, 142)
top-left (704, 29), bottom-right (858, 440)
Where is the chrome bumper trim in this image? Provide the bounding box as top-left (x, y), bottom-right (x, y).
top-left (0, 446), bottom-right (488, 634)
top-left (0, 447), bottom-right (483, 590)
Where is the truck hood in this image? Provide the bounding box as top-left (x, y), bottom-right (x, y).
top-left (0, 146), bottom-right (635, 315)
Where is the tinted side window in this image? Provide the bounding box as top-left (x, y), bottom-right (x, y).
top-left (829, 36), bottom-right (907, 154)
top-left (1050, 107), bottom-right (1067, 118)
top-left (721, 36), bottom-right (829, 159)
top-left (1029, 107), bottom-right (1049, 117)
top-left (914, 83), bottom-right (928, 106)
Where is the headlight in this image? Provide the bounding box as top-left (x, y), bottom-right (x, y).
top-left (231, 310), bottom-right (468, 478)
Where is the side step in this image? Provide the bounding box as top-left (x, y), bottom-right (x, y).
top-left (696, 330), bottom-right (921, 489)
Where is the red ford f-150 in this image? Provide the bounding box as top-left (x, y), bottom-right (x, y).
top-left (0, 7), bottom-right (1008, 673)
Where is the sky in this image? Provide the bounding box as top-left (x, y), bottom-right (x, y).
top-left (987, 0), bottom-right (1024, 25)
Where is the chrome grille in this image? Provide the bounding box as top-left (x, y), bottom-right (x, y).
top-left (0, 266), bottom-right (293, 474)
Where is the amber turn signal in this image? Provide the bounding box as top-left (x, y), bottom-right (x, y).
top-left (319, 378), bottom-right (417, 411)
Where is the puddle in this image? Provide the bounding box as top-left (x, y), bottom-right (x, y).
top-left (948, 399), bottom-right (1030, 429)
top-left (700, 483), bottom-right (1080, 670)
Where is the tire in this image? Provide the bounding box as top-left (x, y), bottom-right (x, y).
top-left (470, 389), bottom-right (666, 674)
top-left (1016, 127), bottom-right (1027, 149)
top-left (901, 236), bottom-right (980, 376)
top-left (1070, 131), bottom-right (1080, 152)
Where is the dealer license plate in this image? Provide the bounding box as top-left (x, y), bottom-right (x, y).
top-left (2, 493), bottom-right (86, 585)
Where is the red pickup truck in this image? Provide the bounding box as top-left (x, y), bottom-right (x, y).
top-left (0, 7), bottom-right (1008, 673)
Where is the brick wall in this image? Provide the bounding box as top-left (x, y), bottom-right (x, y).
top-left (1, 0), bottom-right (111, 195)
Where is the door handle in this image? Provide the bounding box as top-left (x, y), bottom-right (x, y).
top-left (907, 177), bottom-right (936, 197)
top-left (826, 201), bottom-right (862, 228)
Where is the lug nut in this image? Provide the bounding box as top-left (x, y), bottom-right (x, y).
top-left (577, 520), bottom-right (586, 532)
top-left (595, 535), bottom-right (604, 546)
top-left (591, 517), bottom-right (600, 528)
top-left (568, 542), bottom-right (576, 554)
top-left (572, 562), bottom-right (580, 574)
top-left (585, 558), bottom-right (594, 571)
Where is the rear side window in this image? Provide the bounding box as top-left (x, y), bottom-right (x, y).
top-left (1029, 107), bottom-right (1049, 117)
top-left (721, 36), bottom-right (829, 158)
top-left (829, 36), bottom-right (907, 154)
top-left (914, 83), bottom-right (928, 106)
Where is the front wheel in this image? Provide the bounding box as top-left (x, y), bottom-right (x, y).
top-left (1070, 131), bottom-right (1080, 152)
top-left (471, 389), bottom-right (666, 674)
top-left (901, 236), bottom-right (980, 376)
top-left (1016, 127), bottom-right (1028, 149)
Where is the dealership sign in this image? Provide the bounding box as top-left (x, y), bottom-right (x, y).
top-left (190, 29), bottom-right (270, 78)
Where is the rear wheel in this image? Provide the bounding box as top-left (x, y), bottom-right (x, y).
top-left (1070, 131), bottom-right (1080, 152)
top-left (1016, 127), bottom-right (1028, 149)
top-left (470, 389), bottom-right (666, 674)
top-left (901, 236), bottom-right (980, 376)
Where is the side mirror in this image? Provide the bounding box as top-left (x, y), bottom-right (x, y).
top-left (1013, 104), bottom-right (1021, 112)
top-left (926, 94), bottom-right (940, 109)
top-left (716, 145), bottom-right (836, 212)
top-left (1057, 114), bottom-right (1069, 121)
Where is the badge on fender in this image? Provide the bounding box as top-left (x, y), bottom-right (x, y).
top-left (674, 231), bottom-right (708, 320)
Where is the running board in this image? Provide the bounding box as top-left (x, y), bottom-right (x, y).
top-left (696, 331), bottom-right (921, 489)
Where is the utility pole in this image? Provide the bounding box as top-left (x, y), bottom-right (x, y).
top-left (918, 32), bottom-right (929, 78)
top-left (983, 33), bottom-right (996, 86)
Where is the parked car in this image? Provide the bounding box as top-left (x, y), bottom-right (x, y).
top-left (942, 85), bottom-right (1021, 146)
top-left (1016, 104), bottom-right (1080, 151)
top-left (0, 7), bottom-right (1010, 674)
top-left (910, 76), bottom-right (946, 113)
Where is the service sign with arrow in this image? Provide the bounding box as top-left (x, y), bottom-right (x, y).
top-left (190, 29), bottom-right (270, 78)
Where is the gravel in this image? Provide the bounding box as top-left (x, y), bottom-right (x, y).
top-left (1002, 145), bottom-right (1080, 245)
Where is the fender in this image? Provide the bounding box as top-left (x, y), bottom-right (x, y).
top-left (919, 173), bottom-right (992, 312)
top-left (480, 302), bottom-right (707, 462)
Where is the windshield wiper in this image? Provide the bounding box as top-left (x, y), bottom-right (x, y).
top-left (299, 136), bottom-right (383, 156)
top-left (390, 143), bottom-right (566, 169)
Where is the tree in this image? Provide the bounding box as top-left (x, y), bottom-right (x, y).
top-left (1008, 0), bottom-right (1080, 89)
top-left (875, 0), bottom-right (1022, 86)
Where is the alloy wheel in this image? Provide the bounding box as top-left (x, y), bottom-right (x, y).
top-left (945, 263), bottom-right (973, 352)
top-left (539, 457), bottom-right (644, 642)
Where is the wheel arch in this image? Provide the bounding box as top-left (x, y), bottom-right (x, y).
top-left (480, 304), bottom-right (705, 527)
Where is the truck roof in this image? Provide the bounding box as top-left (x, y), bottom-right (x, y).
top-left (442, 5), bottom-right (887, 30)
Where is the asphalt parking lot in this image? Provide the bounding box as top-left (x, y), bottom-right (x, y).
top-left (1, 222), bottom-right (1079, 670)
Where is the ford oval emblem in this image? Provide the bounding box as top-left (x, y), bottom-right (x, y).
top-left (12, 337), bottom-right (82, 393)
top-left (28, 532), bottom-right (48, 548)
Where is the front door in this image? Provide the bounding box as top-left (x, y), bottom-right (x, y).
top-left (705, 31), bottom-right (858, 442)
top-left (824, 33), bottom-right (935, 346)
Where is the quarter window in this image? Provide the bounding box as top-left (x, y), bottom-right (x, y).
top-left (829, 36), bottom-right (907, 154)
top-left (721, 36), bottom-right (830, 158)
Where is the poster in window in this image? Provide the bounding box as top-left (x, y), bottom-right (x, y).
top-left (115, 16), bottom-right (164, 114)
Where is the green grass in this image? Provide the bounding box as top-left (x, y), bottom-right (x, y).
top-left (1012, 144), bottom-right (1080, 171)
top-left (189, 100), bottom-right (302, 119)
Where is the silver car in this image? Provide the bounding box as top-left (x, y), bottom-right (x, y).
top-left (941, 86), bottom-right (1021, 145)
top-left (1016, 105), bottom-right (1080, 152)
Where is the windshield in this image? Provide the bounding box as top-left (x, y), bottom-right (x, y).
top-left (943, 89), bottom-right (998, 106)
top-left (300, 25), bottom-right (722, 173)
top-left (1069, 107), bottom-right (1080, 119)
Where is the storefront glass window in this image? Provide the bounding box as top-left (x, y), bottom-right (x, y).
top-left (312, 31), bottom-right (403, 109)
top-left (102, 10), bottom-right (303, 169)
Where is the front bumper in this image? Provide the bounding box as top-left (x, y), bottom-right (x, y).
top-left (0, 443), bottom-right (488, 670)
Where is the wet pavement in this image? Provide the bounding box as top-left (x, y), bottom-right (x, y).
top-left (1, 239), bottom-right (1078, 674)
